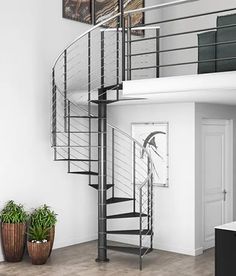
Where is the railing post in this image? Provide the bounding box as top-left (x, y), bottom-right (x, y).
top-left (52, 68), bottom-right (57, 160)
top-left (119, 0), bottom-right (126, 81)
top-left (64, 49), bottom-right (67, 132)
top-left (156, 28), bottom-right (160, 78)
top-left (96, 30), bottom-right (109, 263)
top-left (151, 171), bottom-right (154, 250)
top-left (127, 14), bottom-right (132, 81)
top-left (112, 128), bottom-right (115, 198)
top-left (147, 156), bottom-right (150, 231)
top-left (116, 18), bottom-right (120, 101)
top-left (88, 33), bottom-right (92, 184)
top-left (101, 31), bottom-right (105, 90)
top-left (67, 101), bottom-right (71, 173)
top-left (133, 141), bottom-right (136, 212)
top-left (139, 187), bottom-right (143, 271)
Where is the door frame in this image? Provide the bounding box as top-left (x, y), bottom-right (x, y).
top-left (201, 119), bottom-right (233, 250)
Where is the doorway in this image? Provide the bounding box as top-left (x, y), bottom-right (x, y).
top-left (201, 119), bottom-right (233, 250)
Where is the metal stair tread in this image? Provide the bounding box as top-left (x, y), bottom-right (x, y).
top-left (66, 115), bottom-right (99, 119)
top-left (106, 212), bottom-right (148, 219)
top-left (106, 197), bottom-right (134, 204)
top-left (91, 100), bottom-right (118, 104)
top-left (107, 245), bottom-right (153, 256)
top-left (69, 171), bottom-right (98, 176)
top-left (54, 131), bottom-right (100, 134)
top-left (68, 131), bottom-right (99, 133)
top-left (98, 83), bottom-right (123, 93)
top-left (89, 184), bottom-right (114, 190)
top-left (53, 145), bottom-right (100, 148)
top-left (56, 159), bottom-right (98, 162)
top-left (107, 229), bottom-right (152, 235)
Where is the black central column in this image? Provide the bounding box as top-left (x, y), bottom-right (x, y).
top-left (96, 100), bottom-right (109, 262)
top-left (96, 30), bottom-right (109, 263)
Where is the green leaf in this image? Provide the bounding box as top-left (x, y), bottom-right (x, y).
top-left (30, 205), bottom-right (57, 229)
top-left (0, 200), bottom-right (28, 223)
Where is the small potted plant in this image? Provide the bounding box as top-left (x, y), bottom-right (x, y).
top-left (27, 225), bottom-right (51, 265)
top-left (30, 205), bottom-right (57, 256)
top-left (0, 200), bottom-right (28, 262)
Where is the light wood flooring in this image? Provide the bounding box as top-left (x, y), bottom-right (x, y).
top-left (0, 241), bottom-right (214, 276)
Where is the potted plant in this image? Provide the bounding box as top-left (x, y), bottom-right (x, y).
top-left (30, 205), bottom-right (57, 256)
top-left (27, 225), bottom-right (51, 265)
top-left (0, 200), bottom-right (28, 262)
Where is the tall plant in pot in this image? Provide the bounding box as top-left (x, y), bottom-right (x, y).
top-left (0, 200), bottom-right (28, 262)
top-left (30, 205), bottom-right (57, 256)
top-left (27, 225), bottom-right (51, 265)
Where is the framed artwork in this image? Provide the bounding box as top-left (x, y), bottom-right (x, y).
top-left (63, 0), bottom-right (92, 24)
top-left (95, 0), bottom-right (118, 25)
top-left (95, 0), bottom-right (144, 29)
top-left (132, 122), bottom-right (169, 187)
top-left (63, 0), bottom-right (144, 33)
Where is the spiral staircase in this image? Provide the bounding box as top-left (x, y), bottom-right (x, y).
top-left (51, 0), bottom-right (199, 270)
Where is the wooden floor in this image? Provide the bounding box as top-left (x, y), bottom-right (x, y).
top-left (0, 241), bottom-right (214, 276)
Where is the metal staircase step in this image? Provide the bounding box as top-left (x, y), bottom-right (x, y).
top-left (98, 83), bottom-right (123, 93)
top-left (69, 131), bottom-right (99, 133)
top-left (89, 184), bottom-right (114, 190)
top-left (55, 131), bottom-right (100, 134)
top-left (91, 98), bottom-right (145, 105)
top-left (107, 229), bottom-right (152, 235)
top-left (53, 145), bottom-right (100, 148)
top-left (106, 197), bottom-right (133, 204)
top-left (107, 212), bottom-right (147, 219)
top-left (91, 100), bottom-right (118, 105)
top-left (69, 171), bottom-right (98, 176)
top-left (56, 159), bottom-right (98, 162)
top-left (107, 245), bottom-right (153, 256)
top-left (66, 116), bottom-right (99, 119)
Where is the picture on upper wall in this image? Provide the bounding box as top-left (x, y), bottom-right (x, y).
top-left (95, 0), bottom-right (144, 31)
top-left (62, 0), bottom-right (144, 34)
top-left (132, 122), bottom-right (169, 187)
top-left (63, 0), bottom-right (92, 24)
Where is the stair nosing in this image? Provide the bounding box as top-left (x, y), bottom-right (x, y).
top-left (106, 229), bottom-right (153, 235)
top-left (69, 171), bottom-right (98, 175)
top-left (56, 159), bottom-right (98, 162)
top-left (106, 197), bottom-right (134, 204)
top-left (106, 212), bottom-right (148, 219)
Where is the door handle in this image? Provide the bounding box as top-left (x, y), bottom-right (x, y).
top-left (223, 189), bottom-right (227, 201)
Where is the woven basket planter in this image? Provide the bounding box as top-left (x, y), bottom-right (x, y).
top-left (48, 226), bottom-right (55, 257)
top-left (27, 241), bottom-right (50, 265)
top-left (1, 223), bottom-right (26, 262)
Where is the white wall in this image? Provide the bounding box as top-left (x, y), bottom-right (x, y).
top-left (0, 0), bottom-right (98, 261)
top-left (195, 103), bottom-right (236, 253)
top-left (108, 102), bottom-right (196, 255)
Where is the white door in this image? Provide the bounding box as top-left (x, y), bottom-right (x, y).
top-left (202, 119), bottom-right (233, 250)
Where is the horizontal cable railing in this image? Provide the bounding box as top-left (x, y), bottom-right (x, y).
top-left (125, 6), bottom-right (236, 79)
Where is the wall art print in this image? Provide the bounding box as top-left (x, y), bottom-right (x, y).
top-left (63, 0), bottom-right (92, 24)
top-left (95, 0), bottom-right (144, 28)
top-left (63, 0), bottom-right (144, 31)
top-left (132, 122), bottom-right (169, 187)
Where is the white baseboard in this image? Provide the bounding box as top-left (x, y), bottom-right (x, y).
top-left (155, 242), bottom-right (203, 256)
top-left (0, 251), bottom-right (3, 262)
top-left (0, 234), bottom-right (97, 263)
top-left (0, 235), bottom-right (203, 263)
top-left (108, 237), bottom-right (203, 257)
top-left (194, 247), bottom-right (203, 256)
top-left (53, 234), bottom-right (97, 250)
